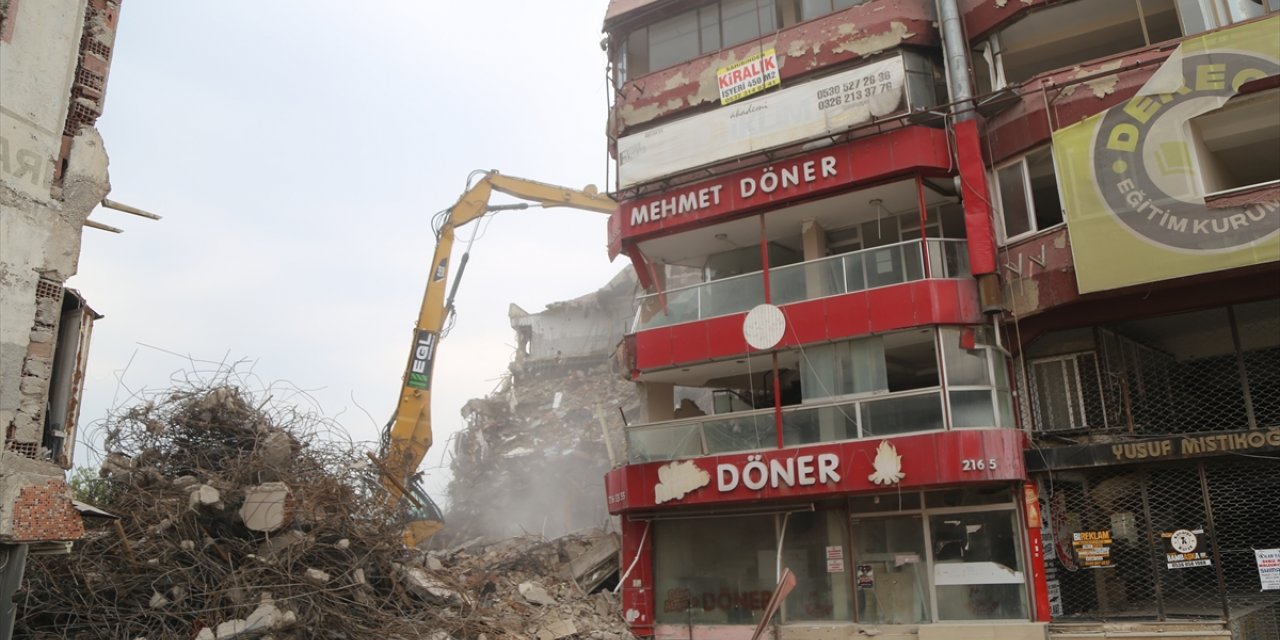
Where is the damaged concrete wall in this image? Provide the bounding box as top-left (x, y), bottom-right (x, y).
top-left (510, 268), bottom-right (640, 365)
top-left (0, 0), bottom-right (119, 543)
top-left (447, 270), bottom-right (644, 541)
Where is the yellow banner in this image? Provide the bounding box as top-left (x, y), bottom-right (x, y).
top-left (1053, 17), bottom-right (1280, 294)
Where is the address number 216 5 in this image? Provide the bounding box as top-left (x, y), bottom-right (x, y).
top-left (961, 458), bottom-right (998, 471)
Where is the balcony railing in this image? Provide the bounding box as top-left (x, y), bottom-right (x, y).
top-left (627, 389), bottom-right (946, 463)
top-left (633, 239), bottom-right (970, 332)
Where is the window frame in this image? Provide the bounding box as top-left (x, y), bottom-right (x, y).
top-left (614, 0), bottom-right (783, 82)
top-left (992, 146), bottom-right (1066, 245)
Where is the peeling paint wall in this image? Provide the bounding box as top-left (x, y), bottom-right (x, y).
top-left (609, 0), bottom-right (936, 136)
top-left (0, 0), bottom-right (119, 544)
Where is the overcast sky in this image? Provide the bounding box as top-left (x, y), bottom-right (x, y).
top-left (70, 0), bottom-right (622, 504)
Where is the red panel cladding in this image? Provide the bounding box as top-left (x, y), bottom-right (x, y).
top-left (954, 119), bottom-right (998, 276)
top-left (610, 1), bottom-right (937, 136)
top-left (634, 327), bottom-right (673, 370)
top-left (825, 293), bottom-right (872, 338)
top-left (705, 313), bottom-right (749, 356)
top-left (616, 127), bottom-right (952, 249)
top-left (668, 320), bottom-right (711, 363)
top-left (606, 429), bottom-right (1027, 513)
top-left (632, 280), bottom-right (982, 374)
top-left (781, 299), bottom-right (827, 345)
top-left (618, 515), bottom-right (655, 636)
top-left (865, 285), bottom-right (920, 333)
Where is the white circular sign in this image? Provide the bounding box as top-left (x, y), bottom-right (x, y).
top-left (743, 304), bottom-right (786, 350)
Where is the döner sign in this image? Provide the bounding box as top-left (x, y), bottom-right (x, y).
top-left (716, 453), bottom-right (841, 492)
top-left (629, 155), bottom-right (838, 228)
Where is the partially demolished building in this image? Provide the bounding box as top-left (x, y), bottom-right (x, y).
top-left (446, 269), bottom-right (646, 541)
top-left (597, 1), bottom-right (1279, 639)
top-left (1, 0), bottom-right (124, 634)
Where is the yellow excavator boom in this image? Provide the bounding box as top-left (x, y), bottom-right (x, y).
top-left (379, 170), bottom-right (615, 545)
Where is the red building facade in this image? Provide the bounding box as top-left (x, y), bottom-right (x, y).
top-left (600, 1), bottom-right (1279, 638)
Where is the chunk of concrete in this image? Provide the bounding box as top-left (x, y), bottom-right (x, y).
top-left (239, 482), bottom-right (292, 532)
top-left (149, 592), bottom-right (168, 609)
top-left (536, 618), bottom-right (577, 640)
top-left (188, 484), bottom-right (222, 510)
top-left (303, 568), bottom-right (330, 585)
top-left (518, 581), bottom-right (556, 606)
top-left (398, 565), bottom-right (469, 606)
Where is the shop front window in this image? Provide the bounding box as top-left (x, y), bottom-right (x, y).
top-left (849, 488), bottom-right (1030, 624)
top-left (851, 515), bottom-right (932, 624)
top-left (654, 515), bottom-right (778, 626)
top-left (783, 509), bottom-right (853, 622)
top-left (931, 510), bottom-right (1029, 620)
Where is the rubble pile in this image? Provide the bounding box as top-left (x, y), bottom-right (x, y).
top-left (446, 360), bottom-right (640, 541)
top-left (17, 385), bottom-right (634, 639)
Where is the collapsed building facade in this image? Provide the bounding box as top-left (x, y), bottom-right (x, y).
top-left (596, 0), bottom-right (1279, 639)
top-left (0, 0), bottom-right (125, 634)
top-left (447, 269), bottom-right (652, 541)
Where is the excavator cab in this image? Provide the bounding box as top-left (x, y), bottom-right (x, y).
top-left (400, 476), bottom-right (445, 545)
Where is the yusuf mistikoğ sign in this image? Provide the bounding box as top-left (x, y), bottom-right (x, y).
top-left (1052, 16), bottom-right (1280, 294)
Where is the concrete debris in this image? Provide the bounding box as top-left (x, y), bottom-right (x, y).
top-left (238, 482), bottom-right (292, 532)
top-left (187, 484), bottom-right (222, 509)
top-left (17, 384), bottom-right (636, 639)
top-left (447, 269), bottom-right (647, 541)
top-left (518, 580), bottom-right (557, 606)
top-left (536, 617), bottom-right (578, 640)
top-left (302, 568), bottom-right (329, 584)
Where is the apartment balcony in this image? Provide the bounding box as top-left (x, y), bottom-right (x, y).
top-left (634, 238), bottom-right (970, 332)
top-left (627, 238), bottom-right (982, 373)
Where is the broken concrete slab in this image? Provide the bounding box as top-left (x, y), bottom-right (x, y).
top-left (187, 484), bottom-right (221, 510)
top-left (238, 482), bottom-right (292, 532)
top-left (518, 581), bottom-right (556, 606)
top-left (535, 617), bottom-right (577, 640)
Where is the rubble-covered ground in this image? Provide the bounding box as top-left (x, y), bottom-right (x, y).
top-left (16, 385), bottom-right (633, 640)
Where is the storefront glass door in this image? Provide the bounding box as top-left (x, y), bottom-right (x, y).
top-left (851, 515), bottom-right (931, 623)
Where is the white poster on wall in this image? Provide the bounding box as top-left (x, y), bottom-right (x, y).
top-left (1257, 549), bottom-right (1280, 590)
top-left (617, 54), bottom-right (907, 188)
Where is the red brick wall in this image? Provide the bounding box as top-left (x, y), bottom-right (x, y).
top-left (11, 479), bottom-right (85, 541)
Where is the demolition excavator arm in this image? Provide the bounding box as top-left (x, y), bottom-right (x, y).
top-left (378, 170), bottom-right (616, 545)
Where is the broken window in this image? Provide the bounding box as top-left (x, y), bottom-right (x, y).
top-left (43, 288), bottom-right (98, 469)
top-left (991, 0), bottom-right (1183, 87)
top-left (616, 0), bottom-right (780, 81)
top-left (1177, 0), bottom-right (1280, 34)
top-left (993, 146), bottom-right (1063, 243)
top-left (1189, 88), bottom-right (1280, 196)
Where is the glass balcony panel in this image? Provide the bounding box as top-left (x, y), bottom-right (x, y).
top-left (631, 240), bottom-right (970, 332)
top-left (950, 389), bottom-right (997, 429)
top-left (771, 254), bottom-right (846, 305)
top-left (634, 286), bottom-right (701, 331)
top-left (865, 246), bottom-right (907, 288)
top-left (782, 402), bottom-right (858, 446)
top-left (628, 422), bottom-right (703, 462)
top-left (701, 272), bottom-right (764, 319)
top-left (843, 251), bottom-right (868, 293)
top-left (903, 241), bottom-right (924, 282)
top-left (862, 391), bottom-right (944, 437)
top-left (703, 412), bottom-right (776, 454)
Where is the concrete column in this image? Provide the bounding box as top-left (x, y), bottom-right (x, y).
top-left (801, 219), bottom-right (829, 299)
top-left (641, 382), bottom-right (675, 423)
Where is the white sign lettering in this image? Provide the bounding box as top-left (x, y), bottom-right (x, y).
top-left (717, 453), bottom-right (841, 492)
